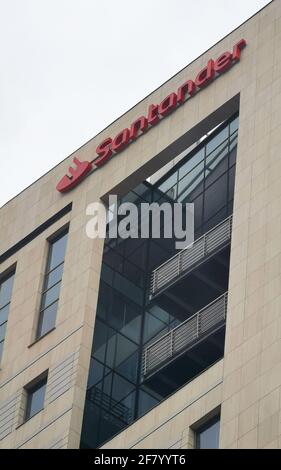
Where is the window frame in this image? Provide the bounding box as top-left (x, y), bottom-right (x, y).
top-left (0, 266), bottom-right (16, 363)
top-left (24, 372), bottom-right (48, 422)
top-left (36, 226), bottom-right (69, 340)
top-left (195, 414), bottom-right (221, 449)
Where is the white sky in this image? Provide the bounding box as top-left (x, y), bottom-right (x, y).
top-left (0, 0), bottom-right (271, 207)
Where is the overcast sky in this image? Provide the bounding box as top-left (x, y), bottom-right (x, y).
top-left (0, 0), bottom-right (271, 207)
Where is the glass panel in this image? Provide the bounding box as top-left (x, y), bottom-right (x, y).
top-left (105, 328), bottom-right (117, 369)
top-left (158, 171), bottom-right (178, 195)
top-left (193, 193), bottom-right (204, 234)
top-left (96, 282), bottom-right (111, 321)
top-left (92, 319), bottom-right (108, 363)
top-left (101, 264), bottom-right (114, 286)
top-left (203, 206), bottom-right (228, 233)
top-left (229, 131), bottom-right (238, 152)
top-left (138, 388), bottom-right (160, 418)
top-left (0, 305), bottom-right (9, 325)
top-left (113, 272), bottom-right (143, 305)
top-left (121, 190), bottom-right (142, 205)
top-left (98, 409), bottom-right (125, 444)
top-left (204, 174), bottom-right (227, 223)
top-left (115, 334), bottom-right (138, 369)
top-left (120, 310), bottom-right (141, 344)
top-left (47, 232), bottom-right (68, 271)
top-left (124, 237), bottom-right (146, 258)
top-left (229, 142), bottom-right (237, 166)
top-left (103, 248), bottom-right (123, 272)
top-left (127, 241), bottom-right (147, 270)
top-left (122, 261), bottom-right (144, 288)
top-left (102, 370), bottom-right (113, 398)
top-left (111, 390), bottom-right (136, 424)
top-left (179, 148), bottom-right (204, 180)
top-left (41, 282), bottom-right (61, 311)
top-left (205, 142), bottom-right (228, 187)
top-left (166, 184), bottom-right (177, 200)
top-left (87, 358), bottom-right (105, 389)
top-left (143, 311), bottom-right (167, 344)
top-left (26, 379), bottom-right (47, 420)
top-left (115, 351), bottom-right (138, 383)
top-left (111, 373), bottom-right (135, 405)
top-left (0, 341), bottom-right (3, 361)
top-left (109, 295), bottom-right (141, 343)
top-left (197, 417), bottom-right (220, 449)
top-left (44, 264), bottom-right (64, 291)
top-left (178, 162), bottom-right (204, 199)
top-left (147, 241), bottom-right (170, 271)
top-left (228, 165), bottom-right (236, 201)
top-left (37, 301), bottom-right (58, 338)
top-left (148, 303), bottom-right (171, 323)
top-left (206, 127), bottom-right (228, 155)
top-left (0, 322), bottom-right (7, 342)
top-left (80, 401), bottom-right (100, 449)
top-left (228, 198), bottom-right (234, 215)
top-left (230, 116), bottom-right (239, 135)
top-left (0, 274), bottom-right (14, 309)
top-left (133, 183), bottom-right (153, 202)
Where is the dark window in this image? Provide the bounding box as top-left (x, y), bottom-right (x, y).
top-left (0, 269), bottom-right (15, 362)
top-left (25, 374), bottom-right (48, 421)
top-left (37, 228), bottom-right (68, 338)
top-left (196, 415), bottom-right (220, 449)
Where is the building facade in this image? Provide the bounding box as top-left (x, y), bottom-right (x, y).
top-left (1, 0), bottom-right (281, 449)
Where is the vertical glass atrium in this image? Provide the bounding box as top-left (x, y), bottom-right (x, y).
top-left (80, 113), bottom-right (239, 448)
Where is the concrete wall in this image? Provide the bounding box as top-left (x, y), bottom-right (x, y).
top-left (0, 0), bottom-right (281, 449)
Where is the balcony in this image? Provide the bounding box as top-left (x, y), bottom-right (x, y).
top-left (86, 386), bottom-right (132, 424)
top-left (142, 292), bottom-right (228, 379)
top-left (150, 215), bottom-right (232, 299)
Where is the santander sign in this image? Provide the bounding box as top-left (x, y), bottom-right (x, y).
top-left (57, 39), bottom-right (246, 193)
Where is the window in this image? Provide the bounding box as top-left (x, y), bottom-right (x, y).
top-left (25, 373), bottom-right (48, 421)
top-left (196, 415), bottom-right (220, 449)
top-left (37, 228), bottom-right (68, 338)
top-left (0, 269), bottom-right (15, 362)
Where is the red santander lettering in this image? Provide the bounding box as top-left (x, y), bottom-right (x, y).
top-left (94, 138), bottom-right (113, 167)
top-left (130, 116), bottom-right (148, 140)
top-left (112, 129), bottom-right (130, 153)
top-left (159, 93), bottom-right (178, 117)
top-left (57, 39), bottom-right (247, 193)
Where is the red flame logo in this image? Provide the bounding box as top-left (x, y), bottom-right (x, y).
top-left (56, 157), bottom-right (93, 193)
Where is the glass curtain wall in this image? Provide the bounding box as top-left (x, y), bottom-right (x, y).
top-left (80, 114), bottom-right (239, 449)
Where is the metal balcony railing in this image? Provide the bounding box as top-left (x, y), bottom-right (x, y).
top-left (150, 215), bottom-right (232, 298)
top-left (87, 386), bottom-right (132, 424)
top-left (142, 292), bottom-right (228, 378)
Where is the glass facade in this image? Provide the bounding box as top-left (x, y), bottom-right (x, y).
top-left (157, 115), bottom-right (238, 238)
top-left (37, 229), bottom-right (68, 338)
top-left (0, 269), bottom-right (15, 362)
top-left (80, 114), bottom-right (239, 449)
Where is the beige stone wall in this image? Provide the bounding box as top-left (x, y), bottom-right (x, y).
top-left (0, 0), bottom-right (281, 449)
top-left (220, 0), bottom-right (281, 449)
